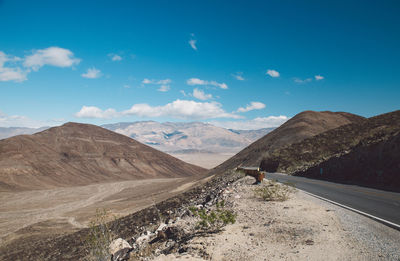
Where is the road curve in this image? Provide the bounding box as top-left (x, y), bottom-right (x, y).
top-left (265, 172), bottom-right (400, 227)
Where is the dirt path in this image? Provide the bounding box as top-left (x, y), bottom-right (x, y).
top-left (0, 178), bottom-right (186, 245)
top-left (155, 177), bottom-right (400, 260)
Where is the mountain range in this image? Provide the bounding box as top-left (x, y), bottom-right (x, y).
top-left (102, 121), bottom-right (274, 154)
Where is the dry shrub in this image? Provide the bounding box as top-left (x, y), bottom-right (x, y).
top-left (189, 201), bottom-right (236, 231)
top-left (85, 209), bottom-right (116, 261)
top-left (254, 180), bottom-right (295, 201)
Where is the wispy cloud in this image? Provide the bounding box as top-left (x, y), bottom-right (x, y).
top-left (108, 53), bottom-right (122, 61)
top-left (75, 106), bottom-right (118, 119)
top-left (81, 67), bottom-right (101, 79)
top-left (158, 85), bottom-right (170, 92)
top-left (232, 72), bottom-right (245, 81)
top-left (193, 88), bottom-right (213, 100)
top-left (24, 47), bottom-right (80, 71)
top-left (75, 99), bottom-right (241, 120)
top-left (0, 110), bottom-right (62, 128)
top-left (187, 78), bottom-right (228, 89)
top-left (294, 75), bottom-right (324, 84)
top-left (293, 77), bottom-right (312, 84)
top-left (209, 116), bottom-right (289, 130)
top-left (266, 69), bottom-right (280, 78)
top-left (142, 78), bottom-right (172, 92)
top-left (1, 47), bottom-right (80, 82)
top-left (237, 101), bottom-right (266, 113)
top-left (189, 33), bottom-right (197, 51)
top-left (0, 51), bottom-right (27, 82)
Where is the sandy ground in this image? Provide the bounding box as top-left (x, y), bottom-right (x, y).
top-left (0, 177), bottom-right (196, 246)
top-left (170, 153), bottom-right (234, 169)
top-left (155, 177), bottom-right (398, 260)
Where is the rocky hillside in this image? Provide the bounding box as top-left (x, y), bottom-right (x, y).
top-left (209, 111), bottom-right (365, 174)
top-left (0, 122), bottom-right (205, 191)
top-left (260, 110), bottom-right (400, 191)
top-left (102, 121), bottom-right (274, 154)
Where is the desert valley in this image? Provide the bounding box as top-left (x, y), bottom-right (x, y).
top-left (1, 1), bottom-right (400, 260)
top-left (0, 110), bottom-right (399, 260)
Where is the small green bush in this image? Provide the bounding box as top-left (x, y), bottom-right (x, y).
top-left (85, 209), bottom-right (115, 261)
top-left (189, 200), bottom-right (236, 231)
top-left (254, 180), bottom-right (295, 201)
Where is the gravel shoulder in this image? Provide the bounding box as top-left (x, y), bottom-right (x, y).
top-left (155, 176), bottom-right (400, 260)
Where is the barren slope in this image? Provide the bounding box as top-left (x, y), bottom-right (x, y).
top-left (209, 111), bottom-right (365, 174)
top-left (0, 122), bottom-right (205, 191)
top-left (260, 110), bottom-right (400, 191)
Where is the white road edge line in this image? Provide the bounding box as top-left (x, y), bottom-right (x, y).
top-left (297, 188), bottom-right (400, 231)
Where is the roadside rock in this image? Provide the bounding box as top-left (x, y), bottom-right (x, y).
top-left (111, 247), bottom-right (132, 261)
top-left (109, 238), bottom-right (131, 255)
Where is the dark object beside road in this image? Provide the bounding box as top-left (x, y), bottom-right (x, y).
top-left (237, 167), bottom-right (264, 183)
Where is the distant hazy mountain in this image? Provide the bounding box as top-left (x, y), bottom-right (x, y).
top-left (0, 127), bottom-right (49, 140)
top-left (102, 121), bottom-right (274, 154)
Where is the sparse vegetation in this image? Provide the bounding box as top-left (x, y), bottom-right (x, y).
top-left (189, 200), bottom-right (237, 231)
top-left (85, 209), bottom-right (116, 261)
top-left (254, 180), bottom-right (295, 201)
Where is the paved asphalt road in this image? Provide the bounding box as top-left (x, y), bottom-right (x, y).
top-left (265, 172), bottom-right (400, 227)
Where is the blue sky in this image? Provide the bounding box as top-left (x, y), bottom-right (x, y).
top-left (0, 0), bottom-right (399, 129)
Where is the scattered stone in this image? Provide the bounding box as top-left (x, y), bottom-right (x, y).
top-left (305, 239), bottom-right (314, 245)
top-left (111, 247), bottom-right (132, 261)
top-left (109, 238), bottom-right (131, 255)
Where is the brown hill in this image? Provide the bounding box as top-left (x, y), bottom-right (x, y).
top-left (209, 111), bottom-right (365, 174)
top-left (0, 122), bottom-right (205, 191)
top-left (260, 110), bottom-right (400, 191)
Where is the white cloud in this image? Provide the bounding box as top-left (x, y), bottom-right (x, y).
top-left (209, 115), bottom-right (289, 130)
top-left (294, 78), bottom-right (312, 84)
top-left (157, 79), bottom-right (171, 85)
top-left (81, 67), bottom-right (101, 79)
top-left (142, 78), bottom-right (171, 91)
top-left (315, 75), bottom-right (324, 80)
top-left (142, 78), bottom-right (171, 85)
top-left (74, 106), bottom-right (118, 119)
top-left (187, 78), bottom-right (206, 85)
top-left (109, 54), bottom-right (122, 61)
top-left (232, 72), bottom-right (244, 81)
top-left (266, 69), bottom-right (280, 78)
top-left (193, 88), bottom-right (213, 100)
top-left (0, 51), bottom-right (27, 82)
top-left (186, 78), bottom-right (228, 89)
top-left (158, 85), bottom-right (170, 92)
top-left (189, 39), bottom-right (197, 51)
top-left (75, 99), bottom-right (241, 120)
top-left (0, 66), bottom-right (27, 82)
top-left (180, 90), bottom-right (187, 96)
top-left (237, 102), bottom-right (266, 113)
top-left (24, 47), bottom-right (80, 71)
top-left (142, 78), bottom-right (153, 84)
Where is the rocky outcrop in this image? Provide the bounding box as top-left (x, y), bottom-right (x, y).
top-left (295, 132), bottom-right (400, 192)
